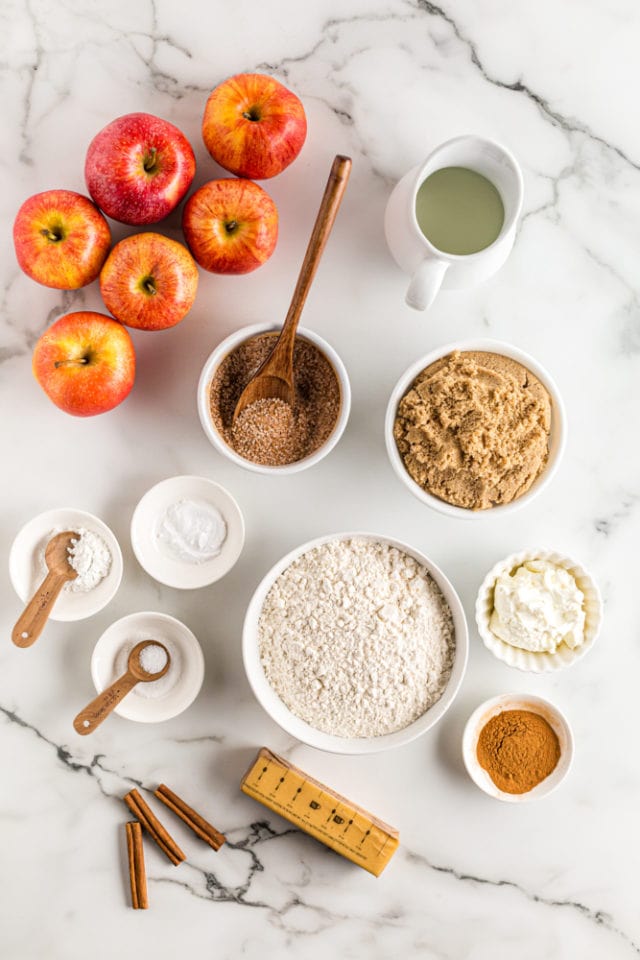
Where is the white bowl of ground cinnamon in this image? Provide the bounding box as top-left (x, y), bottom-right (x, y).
top-left (197, 322), bottom-right (351, 474)
top-left (385, 339), bottom-right (567, 518)
top-left (462, 693), bottom-right (574, 802)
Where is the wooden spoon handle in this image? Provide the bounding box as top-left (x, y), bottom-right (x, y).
top-left (280, 154), bottom-right (352, 346)
top-left (73, 671), bottom-right (139, 735)
top-left (12, 570), bottom-right (68, 647)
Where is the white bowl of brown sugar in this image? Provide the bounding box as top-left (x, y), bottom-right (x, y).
top-left (197, 322), bottom-right (351, 474)
top-left (384, 339), bottom-right (567, 519)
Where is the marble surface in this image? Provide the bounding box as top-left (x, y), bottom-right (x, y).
top-left (1, 1), bottom-right (639, 957)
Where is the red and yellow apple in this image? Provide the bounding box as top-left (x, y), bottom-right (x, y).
top-left (13, 190), bottom-right (111, 289)
top-left (182, 178), bottom-right (278, 274)
top-left (100, 233), bottom-right (198, 331)
top-left (85, 112), bottom-right (196, 225)
top-left (202, 73), bottom-right (306, 179)
top-left (33, 312), bottom-right (136, 416)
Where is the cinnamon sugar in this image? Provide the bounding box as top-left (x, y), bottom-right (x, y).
top-left (209, 333), bottom-right (341, 467)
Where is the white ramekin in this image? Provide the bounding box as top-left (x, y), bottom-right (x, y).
top-left (384, 338), bottom-right (567, 519)
top-left (462, 693), bottom-right (574, 802)
top-left (9, 508), bottom-right (123, 623)
top-left (90, 611), bottom-right (204, 723)
top-left (197, 322), bottom-right (351, 475)
top-left (242, 531), bottom-right (469, 755)
top-left (475, 548), bottom-right (603, 672)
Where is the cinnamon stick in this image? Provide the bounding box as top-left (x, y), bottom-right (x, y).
top-left (155, 783), bottom-right (226, 852)
top-left (125, 821), bottom-right (148, 909)
top-left (124, 789), bottom-right (186, 866)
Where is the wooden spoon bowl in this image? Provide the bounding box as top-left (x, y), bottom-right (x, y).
top-left (233, 154), bottom-right (351, 422)
top-left (73, 639), bottom-right (171, 736)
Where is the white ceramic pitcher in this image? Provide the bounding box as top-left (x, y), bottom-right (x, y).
top-left (384, 135), bottom-right (523, 311)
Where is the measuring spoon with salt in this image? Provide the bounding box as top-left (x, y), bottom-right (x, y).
top-left (73, 640), bottom-right (171, 735)
top-left (12, 530), bottom-right (78, 648)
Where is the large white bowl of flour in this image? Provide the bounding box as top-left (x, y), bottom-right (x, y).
top-left (243, 532), bottom-right (468, 755)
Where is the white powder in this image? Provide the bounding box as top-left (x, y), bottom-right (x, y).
top-left (258, 538), bottom-right (455, 738)
top-left (156, 499), bottom-right (227, 564)
top-left (114, 634), bottom-right (182, 699)
top-left (138, 643), bottom-right (169, 676)
top-left (67, 528), bottom-right (112, 592)
top-left (37, 527), bottom-right (112, 593)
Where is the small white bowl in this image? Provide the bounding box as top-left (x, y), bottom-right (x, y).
top-left (90, 611), bottom-right (204, 723)
top-left (462, 693), bottom-right (574, 802)
top-left (242, 531), bottom-right (468, 755)
top-left (9, 508), bottom-right (123, 622)
top-left (197, 322), bottom-right (351, 475)
top-left (475, 548), bottom-right (603, 672)
top-left (384, 339), bottom-right (567, 519)
top-left (131, 475), bottom-right (245, 589)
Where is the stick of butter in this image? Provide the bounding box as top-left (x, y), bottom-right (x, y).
top-left (240, 747), bottom-right (399, 877)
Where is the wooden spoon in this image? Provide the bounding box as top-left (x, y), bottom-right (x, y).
top-left (232, 153), bottom-right (352, 422)
top-left (73, 640), bottom-right (171, 736)
top-left (12, 531), bottom-right (79, 648)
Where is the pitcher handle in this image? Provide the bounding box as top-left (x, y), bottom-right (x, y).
top-left (406, 258), bottom-right (449, 311)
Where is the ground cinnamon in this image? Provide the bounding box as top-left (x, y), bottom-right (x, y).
top-left (477, 709), bottom-right (560, 794)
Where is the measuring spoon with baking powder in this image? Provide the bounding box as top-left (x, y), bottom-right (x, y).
top-left (73, 640), bottom-right (171, 735)
top-left (12, 531), bottom-right (78, 648)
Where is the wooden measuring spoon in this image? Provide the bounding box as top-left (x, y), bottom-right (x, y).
top-left (232, 154), bottom-right (352, 422)
top-left (12, 531), bottom-right (79, 648)
top-left (73, 640), bottom-right (171, 736)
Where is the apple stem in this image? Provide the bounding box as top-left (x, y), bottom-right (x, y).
top-left (54, 358), bottom-right (89, 368)
top-left (225, 220), bottom-right (238, 234)
top-left (242, 107), bottom-right (261, 122)
top-left (142, 278), bottom-right (157, 295)
top-left (40, 227), bottom-right (64, 242)
top-left (143, 147), bottom-right (158, 173)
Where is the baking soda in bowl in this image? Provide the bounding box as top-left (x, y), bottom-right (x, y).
top-left (156, 499), bottom-right (227, 564)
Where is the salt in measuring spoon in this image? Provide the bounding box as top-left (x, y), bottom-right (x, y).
top-left (73, 639), bottom-right (171, 735)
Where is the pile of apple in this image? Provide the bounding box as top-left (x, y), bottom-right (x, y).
top-left (13, 73), bottom-right (307, 416)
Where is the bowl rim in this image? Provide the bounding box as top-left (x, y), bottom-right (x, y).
top-left (475, 547), bottom-right (603, 672)
top-left (242, 530), bottom-right (469, 755)
top-left (130, 474), bottom-right (245, 589)
top-left (384, 338), bottom-right (567, 519)
top-left (90, 610), bottom-right (205, 723)
top-left (197, 322), bottom-right (351, 475)
top-left (462, 692), bottom-right (574, 802)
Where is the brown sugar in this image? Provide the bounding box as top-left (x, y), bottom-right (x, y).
top-left (477, 709), bottom-right (561, 794)
top-left (209, 333), bottom-right (341, 467)
top-left (393, 351), bottom-right (551, 510)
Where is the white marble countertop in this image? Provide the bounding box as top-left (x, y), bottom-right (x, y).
top-left (2, 2), bottom-right (638, 958)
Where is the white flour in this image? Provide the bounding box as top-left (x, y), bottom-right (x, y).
top-left (258, 538), bottom-right (455, 738)
top-left (39, 527), bottom-right (112, 593)
top-left (67, 528), bottom-right (112, 592)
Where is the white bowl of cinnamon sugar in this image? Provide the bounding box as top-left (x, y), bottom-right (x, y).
top-left (197, 322), bottom-right (351, 474)
top-left (462, 693), bottom-right (574, 802)
top-left (385, 339), bottom-right (567, 519)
